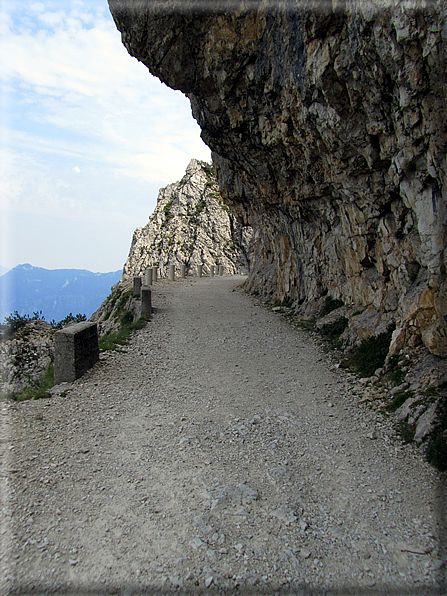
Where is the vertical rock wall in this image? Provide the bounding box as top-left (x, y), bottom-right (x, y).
top-left (108, 0), bottom-right (447, 356)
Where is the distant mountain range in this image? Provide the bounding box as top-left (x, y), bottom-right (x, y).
top-left (0, 264), bottom-right (122, 323)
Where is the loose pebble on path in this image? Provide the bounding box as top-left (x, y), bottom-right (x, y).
top-left (1, 276), bottom-right (446, 595)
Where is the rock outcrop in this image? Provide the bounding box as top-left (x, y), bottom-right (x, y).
top-left (109, 0), bottom-right (446, 358)
top-left (122, 159), bottom-right (252, 279)
top-left (0, 321), bottom-right (54, 395)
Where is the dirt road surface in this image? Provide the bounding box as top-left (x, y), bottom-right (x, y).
top-left (2, 276), bottom-right (446, 595)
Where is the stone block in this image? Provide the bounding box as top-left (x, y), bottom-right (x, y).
top-left (141, 286), bottom-right (152, 316)
top-left (133, 276), bottom-right (142, 297)
top-left (54, 322), bottom-right (99, 385)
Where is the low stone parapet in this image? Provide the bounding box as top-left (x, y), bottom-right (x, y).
top-left (54, 321), bottom-right (99, 385)
top-left (133, 276), bottom-right (142, 296)
top-left (140, 286), bottom-right (152, 316)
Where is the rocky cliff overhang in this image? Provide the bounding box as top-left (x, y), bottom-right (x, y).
top-left (108, 0), bottom-right (446, 357)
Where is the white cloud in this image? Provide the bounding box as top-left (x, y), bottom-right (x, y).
top-left (0, 0), bottom-right (212, 271)
top-left (0, 0), bottom-right (211, 174)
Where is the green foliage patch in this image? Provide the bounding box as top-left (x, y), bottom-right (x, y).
top-left (386, 354), bottom-right (407, 386)
top-left (2, 310), bottom-right (87, 341)
top-left (2, 310), bottom-right (46, 339)
top-left (425, 388), bottom-right (447, 472)
top-left (320, 296), bottom-right (344, 317)
top-left (395, 420), bottom-right (416, 444)
top-left (162, 200), bottom-right (174, 225)
top-left (12, 365), bottom-right (54, 402)
top-left (320, 317), bottom-right (348, 347)
top-left (99, 311), bottom-right (151, 352)
top-left (348, 327), bottom-right (395, 377)
top-left (51, 313), bottom-right (86, 329)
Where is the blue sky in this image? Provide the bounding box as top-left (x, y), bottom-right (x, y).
top-left (0, 0), bottom-right (211, 273)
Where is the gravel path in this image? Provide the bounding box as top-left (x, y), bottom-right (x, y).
top-left (2, 276), bottom-right (446, 595)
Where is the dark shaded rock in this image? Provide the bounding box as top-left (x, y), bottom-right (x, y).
top-left (108, 0), bottom-right (446, 356)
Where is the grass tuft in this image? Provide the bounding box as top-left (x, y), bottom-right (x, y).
top-left (395, 420), bottom-right (416, 444)
top-left (12, 365), bottom-right (54, 402)
top-left (99, 312), bottom-right (151, 352)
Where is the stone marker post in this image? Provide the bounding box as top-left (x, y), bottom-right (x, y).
top-left (198, 265), bottom-right (202, 278)
top-left (133, 276), bottom-right (142, 297)
top-left (145, 268), bottom-right (152, 286)
top-left (219, 265), bottom-right (224, 276)
top-left (180, 264), bottom-right (186, 279)
top-left (54, 321), bottom-right (99, 385)
top-left (140, 286), bottom-right (152, 316)
top-left (152, 266), bottom-right (158, 283)
top-left (210, 265), bottom-right (215, 278)
top-left (169, 264), bottom-right (175, 281)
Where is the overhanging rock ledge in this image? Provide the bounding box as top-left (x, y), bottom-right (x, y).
top-left (108, 0), bottom-right (447, 357)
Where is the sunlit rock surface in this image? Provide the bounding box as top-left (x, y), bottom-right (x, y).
top-left (109, 0), bottom-right (446, 356)
top-left (122, 159), bottom-right (252, 279)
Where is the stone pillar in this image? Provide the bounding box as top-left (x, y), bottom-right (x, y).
top-left (210, 265), bottom-right (215, 278)
top-left (198, 265), bottom-right (202, 278)
top-left (219, 265), bottom-right (224, 276)
top-left (145, 268), bottom-right (152, 286)
top-left (152, 266), bottom-right (158, 283)
top-left (180, 264), bottom-right (186, 279)
top-left (54, 322), bottom-right (99, 385)
top-left (140, 286), bottom-right (152, 316)
top-left (169, 264), bottom-right (175, 281)
top-left (133, 276), bottom-right (142, 297)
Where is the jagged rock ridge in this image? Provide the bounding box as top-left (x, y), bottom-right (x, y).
top-left (122, 159), bottom-right (252, 279)
top-left (109, 0), bottom-right (446, 359)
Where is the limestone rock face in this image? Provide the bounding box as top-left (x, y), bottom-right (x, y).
top-left (122, 159), bottom-right (252, 279)
top-left (0, 321), bottom-right (54, 395)
top-left (109, 1), bottom-right (447, 356)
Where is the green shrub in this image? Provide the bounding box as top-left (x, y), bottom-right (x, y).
top-left (99, 314), bottom-right (151, 352)
top-left (112, 289), bottom-right (132, 321)
top-left (12, 365), bottom-right (54, 402)
top-left (121, 310), bottom-right (134, 326)
top-left (321, 296), bottom-right (344, 317)
top-left (320, 317), bottom-right (348, 341)
top-left (162, 200), bottom-right (174, 224)
top-left (2, 310), bottom-right (45, 339)
top-left (425, 430), bottom-right (447, 472)
top-left (2, 310), bottom-right (87, 340)
top-left (51, 313), bottom-right (86, 329)
top-left (349, 327), bottom-right (395, 377)
top-left (425, 399), bottom-right (447, 472)
top-left (387, 354), bottom-right (407, 386)
top-left (194, 200), bottom-right (206, 216)
top-left (296, 319), bottom-right (317, 331)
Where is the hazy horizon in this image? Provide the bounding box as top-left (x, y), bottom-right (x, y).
top-left (0, 263), bottom-right (123, 276)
